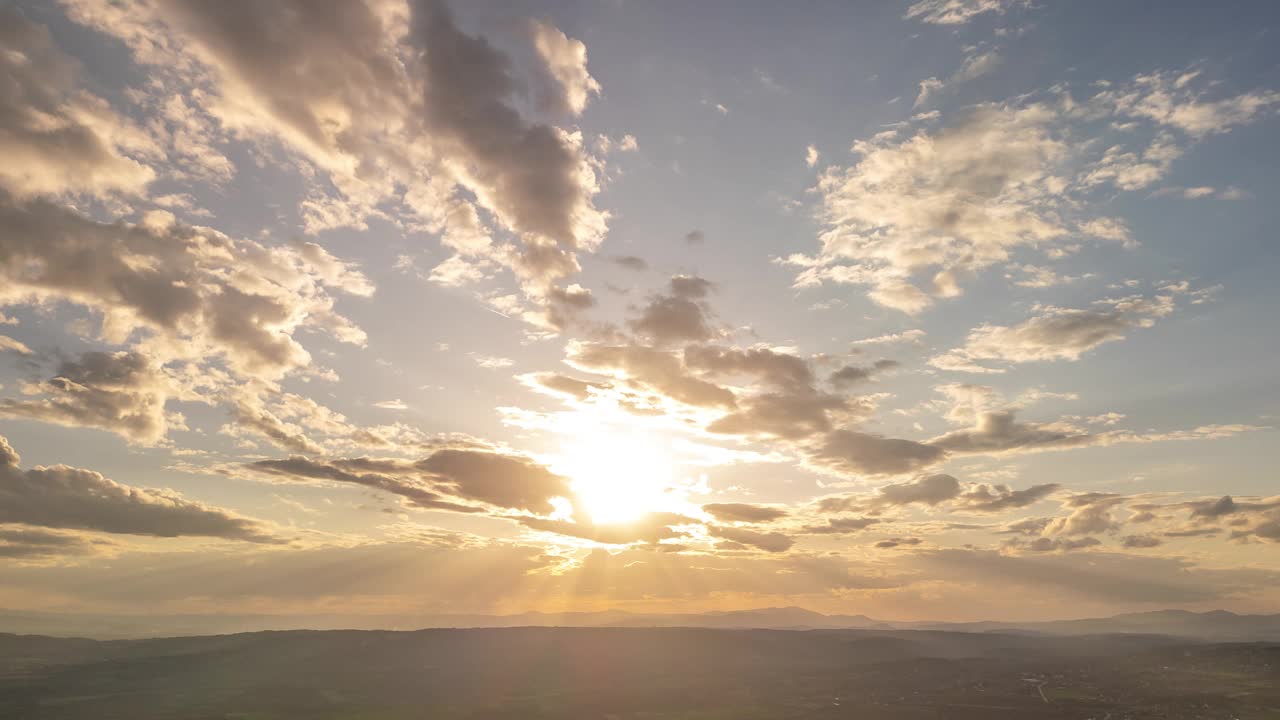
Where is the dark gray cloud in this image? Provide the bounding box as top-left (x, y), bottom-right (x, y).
top-left (802, 516), bottom-right (882, 534)
top-left (684, 345), bottom-right (814, 390)
top-left (0, 351), bottom-right (171, 445)
top-left (816, 475), bottom-right (960, 512)
top-left (829, 359), bottom-right (898, 387)
top-left (567, 343), bottom-right (736, 408)
top-left (629, 281), bottom-right (715, 345)
top-left (544, 284), bottom-right (597, 330)
top-left (707, 390), bottom-right (849, 440)
top-left (956, 482), bottom-right (1061, 512)
top-left (0, 525), bottom-right (113, 559)
top-left (819, 476), bottom-right (1060, 518)
top-left (1009, 536), bottom-right (1102, 552)
top-left (710, 525), bottom-right (795, 553)
top-left (702, 503), bottom-right (788, 524)
top-left (250, 447), bottom-right (574, 516)
top-left (685, 344), bottom-right (864, 441)
top-left (0, 434), bottom-right (276, 542)
top-left (413, 0), bottom-right (602, 251)
top-left (808, 430), bottom-right (947, 477)
top-left (613, 255), bottom-right (648, 271)
top-left (877, 474), bottom-right (962, 506)
top-left (1122, 534), bottom-right (1163, 549)
top-left (875, 537), bottom-right (922, 549)
top-left (0, 197), bottom-right (370, 380)
top-left (248, 456), bottom-right (479, 514)
top-left (419, 449), bottom-right (574, 516)
top-left (522, 373), bottom-right (611, 402)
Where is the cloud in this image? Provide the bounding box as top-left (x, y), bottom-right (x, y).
top-left (786, 103), bottom-right (1082, 312)
top-left (0, 525), bottom-right (112, 559)
top-left (0, 8), bottom-right (156, 199)
top-left (710, 525), bottom-right (795, 553)
top-left (802, 516), bottom-right (881, 534)
top-left (926, 404), bottom-right (1262, 459)
top-left (956, 482), bottom-right (1061, 512)
top-left (541, 283), bottom-right (598, 330)
top-left (954, 50), bottom-right (1002, 82)
top-left (520, 512), bottom-right (694, 545)
top-left (248, 446), bottom-right (575, 517)
top-left (875, 537), bottom-right (923, 549)
top-left (1122, 534), bottom-right (1163, 549)
top-left (787, 69), bottom-right (1261, 313)
top-left (908, 547), bottom-right (1280, 604)
top-left (629, 277), bottom-right (716, 345)
top-left (0, 336), bottom-right (32, 355)
top-left (613, 255), bottom-right (648, 271)
top-left (929, 410), bottom-right (1092, 454)
top-left (528, 19), bottom-right (600, 116)
top-left (850, 329), bottom-right (926, 346)
top-left (913, 76), bottom-right (943, 109)
top-left (419, 449), bottom-right (574, 516)
top-left (469, 353), bottom-right (515, 369)
top-left (1005, 264), bottom-right (1091, 288)
top-left (905, 0), bottom-right (1029, 25)
top-left (930, 289), bottom-right (1189, 373)
top-left (875, 473), bottom-right (962, 507)
top-left (374, 399), bottom-right (409, 410)
top-left (1010, 535), bottom-right (1102, 552)
top-left (520, 372), bottom-right (611, 402)
top-left (805, 144), bottom-right (820, 167)
top-left (707, 390), bottom-right (853, 441)
top-left (1154, 495), bottom-right (1280, 544)
top-left (1096, 69), bottom-right (1280, 138)
top-left (0, 198), bottom-right (370, 380)
top-left (567, 343), bottom-right (736, 409)
top-left (684, 230), bottom-right (705, 245)
top-left (64, 0), bottom-right (607, 291)
top-left (414, 1), bottom-right (606, 256)
top-left (807, 431), bottom-right (947, 477)
top-left (702, 503), bottom-right (788, 524)
top-left (0, 434), bottom-right (275, 542)
top-left (829, 359), bottom-right (898, 387)
top-left (0, 351), bottom-right (173, 445)
top-left (246, 456), bottom-right (478, 513)
top-left (1045, 493), bottom-right (1128, 536)
top-left (685, 345), bottom-right (814, 391)
top-left (690, 345), bottom-right (862, 442)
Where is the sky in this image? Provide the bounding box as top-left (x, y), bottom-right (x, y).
top-left (0, 0), bottom-right (1278, 623)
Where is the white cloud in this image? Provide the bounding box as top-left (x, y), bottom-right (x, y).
top-left (0, 8), bottom-right (158, 199)
top-left (930, 287), bottom-right (1193, 373)
top-left (905, 0), bottom-right (1028, 25)
top-left (529, 19), bottom-right (601, 116)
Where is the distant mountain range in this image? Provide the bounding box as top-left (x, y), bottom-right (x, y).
top-left (2, 606), bottom-right (1277, 640)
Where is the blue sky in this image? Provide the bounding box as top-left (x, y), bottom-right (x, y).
top-left (0, 0), bottom-right (1277, 621)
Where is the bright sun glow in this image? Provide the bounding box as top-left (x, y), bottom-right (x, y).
top-left (555, 430), bottom-right (680, 525)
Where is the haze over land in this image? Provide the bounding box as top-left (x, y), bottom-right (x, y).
top-left (4, 626), bottom-right (1279, 719)
top-left (0, 0), bottom-right (1279, 627)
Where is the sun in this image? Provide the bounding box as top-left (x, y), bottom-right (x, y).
top-left (554, 430), bottom-right (680, 525)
